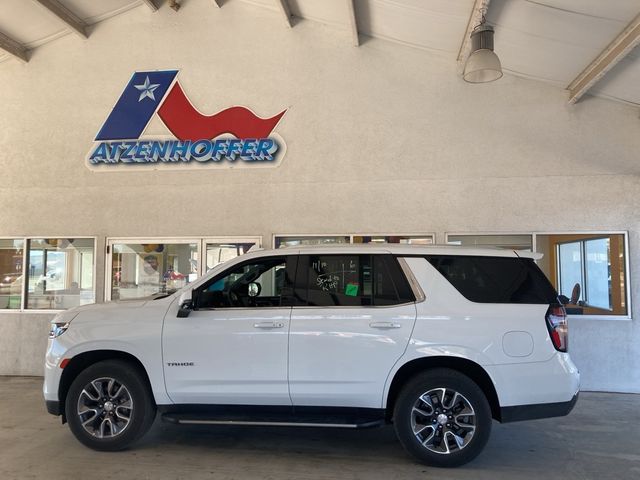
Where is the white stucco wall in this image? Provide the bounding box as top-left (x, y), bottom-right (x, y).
top-left (0, 313), bottom-right (52, 376)
top-left (0, 1), bottom-right (638, 392)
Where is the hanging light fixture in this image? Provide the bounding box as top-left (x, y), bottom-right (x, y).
top-left (463, 17), bottom-right (503, 83)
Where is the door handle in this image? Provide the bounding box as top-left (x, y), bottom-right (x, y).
top-left (369, 321), bottom-right (401, 329)
top-left (253, 321), bottom-right (285, 329)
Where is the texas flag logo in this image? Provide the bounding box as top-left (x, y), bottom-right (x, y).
top-left (88, 70), bottom-right (287, 167)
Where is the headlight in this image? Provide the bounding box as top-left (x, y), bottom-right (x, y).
top-left (48, 311), bottom-right (80, 339)
top-left (49, 322), bottom-right (70, 339)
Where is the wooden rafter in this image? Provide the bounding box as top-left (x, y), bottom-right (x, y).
top-left (0, 31), bottom-right (28, 63)
top-left (32, 0), bottom-right (87, 39)
top-left (346, 0), bottom-right (359, 46)
top-left (457, 0), bottom-right (491, 63)
top-left (275, 0), bottom-right (292, 28)
top-left (567, 13), bottom-right (640, 104)
top-left (142, 0), bottom-right (158, 12)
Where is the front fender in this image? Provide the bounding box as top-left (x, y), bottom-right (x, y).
top-left (45, 316), bottom-right (170, 405)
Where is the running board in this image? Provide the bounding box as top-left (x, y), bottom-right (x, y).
top-left (160, 406), bottom-right (385, 429)
top-left (163, 417), bottom-right (382, 428)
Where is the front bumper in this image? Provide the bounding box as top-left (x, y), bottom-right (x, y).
top-left (500, 392), bottom-right (579, 423)
top-left (46, 400), bottom-right (61, 416)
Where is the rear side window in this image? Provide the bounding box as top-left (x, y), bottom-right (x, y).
top-left (426, 255), bottom-right (557, 304)
top-left (296, 254), bottom-right (415, 307)
top-left (373, 255), bottom-right (416, 306)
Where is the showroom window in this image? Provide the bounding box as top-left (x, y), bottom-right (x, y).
top-left (0, 237), bottom-right (96, 311)
top-left (26, 238), bottom-right (96, 310)
top-left (274, 234), bottom-right (434, 248)
top-left (352, 235), bottom-right (434, 245)
top-left (274, 235), bottom-right (350, 249)
top-left (107, 237), bottom-right (261, 300)
top-left (205, 238), bottom-right (261, 271)
top-left (0, 239), bottom-right (24, 309)
top-left (446, 232), bottom-right (630, 317)
top-left (536, 233), bottom-right (628, 316)
top-left (447, 234), bottom-right (533, 250)
top-left (109, 240), bottom-right (199, 300)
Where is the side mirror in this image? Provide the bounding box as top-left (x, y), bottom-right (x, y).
top-left (248, 282), bottom-right (261, 297)
top-left (177, 290), bottom-right (196, 318)
top-left (177, 299), bottom-right (193, 318)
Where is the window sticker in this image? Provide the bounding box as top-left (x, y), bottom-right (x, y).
top-left (345, 283), bottom-right (359, 296)
top-left (317, 273), bottom-right (339, 291)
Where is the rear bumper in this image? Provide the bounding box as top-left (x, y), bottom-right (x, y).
top-left (485, 352), bottom-right (580, 407)
top-left (500, 392), bottom-right (579, 423)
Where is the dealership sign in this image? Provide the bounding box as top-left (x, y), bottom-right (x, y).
top-left (88, 70), bottom-right (286, 168)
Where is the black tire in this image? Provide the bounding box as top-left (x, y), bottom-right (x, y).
top-left (393, 368), bottom-right (492, 468)
top-left (65, 360), bottom-right (156, 451)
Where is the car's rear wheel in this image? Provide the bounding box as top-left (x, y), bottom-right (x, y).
top-left (65, 360), bottom-right (156, 451)
top-left (393, 368), bottom-right (492, 468)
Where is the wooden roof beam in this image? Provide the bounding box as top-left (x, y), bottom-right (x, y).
top-left (0, 31), bottom-right (28, 63)
top-left (567, 13), bottom-right (640, 104)
top-left (142, 0), bottom-right (158, 12)
top-left (457, 0), bottom-right (491, 64)
top-left (275, 0), bottom-right (292, 28)
top-left (346, 0), bottom-right (359, 46)
top-left (32, 0), bottom-right (88, 39)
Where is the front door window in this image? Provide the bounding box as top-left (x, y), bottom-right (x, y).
top-left (196, 256), bottom-right (295, 309)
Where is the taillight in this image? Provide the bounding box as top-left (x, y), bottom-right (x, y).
top-left (546, 304), bottom-right (568, 352)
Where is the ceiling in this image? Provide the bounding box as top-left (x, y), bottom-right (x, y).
top-left (0, 0), bottom-right (639, 106)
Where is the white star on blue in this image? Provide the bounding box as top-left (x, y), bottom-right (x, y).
top-left (134, 76), bottom-right (160, 102)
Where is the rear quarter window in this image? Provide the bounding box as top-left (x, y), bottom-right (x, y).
top-left (426, 255), bottom-right (557, 304)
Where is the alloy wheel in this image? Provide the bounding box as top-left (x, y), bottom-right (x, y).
top-left (76, 377), bottom-right (133, 439)
top-left (410, 387), bottom-right (476, 454)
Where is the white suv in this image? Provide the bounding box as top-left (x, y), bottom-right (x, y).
top-left (44, 245), bottom-right (579, 467)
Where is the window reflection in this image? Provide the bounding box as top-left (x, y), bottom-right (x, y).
top-left (536, 234), bottom-right (625, 316)
top-left (26, 238), bottom-right (95, 310)
top-left (111, 243), bottom-right (198, 300)
top-left (447, 234), bottom-right (533, 250)
top-left (0, 239), bottom-right (24, 310)
top-left (353, 236), bottom-right (433, 244)
top-left (275, 236), bottom-right (350, 248)
top-left (275, 235), bottom-right (434, 248)
top-left (206, 242), bottom-right (257, 271)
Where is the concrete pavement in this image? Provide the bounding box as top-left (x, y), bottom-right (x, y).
top-left (0, 376), bottom-right (638, 480)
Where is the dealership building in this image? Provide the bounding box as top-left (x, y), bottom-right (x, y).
top-left (0, 0), bottom-right (639, 395)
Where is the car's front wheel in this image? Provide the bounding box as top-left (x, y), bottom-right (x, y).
top-left (65, 360), bottom-right (156, 451)
top-left (393, 368), bottom-right (492, 467)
